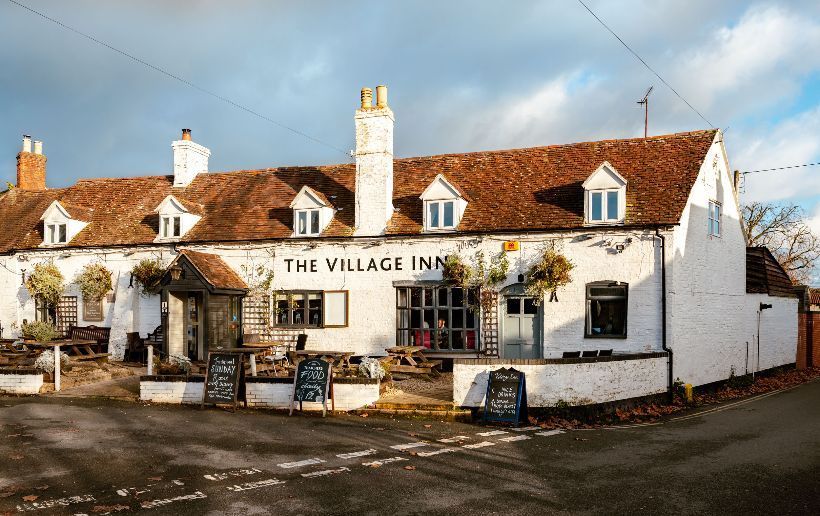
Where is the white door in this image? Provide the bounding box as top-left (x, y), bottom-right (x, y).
top-left (502, 296), bottom-right (541, 359)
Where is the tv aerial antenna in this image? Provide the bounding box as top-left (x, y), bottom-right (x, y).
top-left (637, 86), bottom-right (653, 138)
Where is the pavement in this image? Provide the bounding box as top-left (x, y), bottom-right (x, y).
top-left (0, 379), bottom-right (818, 515)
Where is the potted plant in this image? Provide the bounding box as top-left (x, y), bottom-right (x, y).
top-left (131, 259), bottom-right (166, 297)
top-left (24, 262), bottom-right (65, 308)
top-left (525, 247), bottom-right (574, 304)
top-left (75, 263), bottom-right (113, 302)
top-left (22, 320), bottom-right (59, 344)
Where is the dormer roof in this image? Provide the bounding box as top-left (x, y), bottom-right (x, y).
top-left (154, 194), bottom-right (204, 215)
top-left (419, 174), bottom-right (465, 201)
top-left (289, 185), bottom-right (333, 209)
top-left (582, 161), bottom-right (628, 189)
top-left (40, 200), bottom-right (92, 222)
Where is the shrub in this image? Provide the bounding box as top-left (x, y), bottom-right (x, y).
top-left (22, 320), bottom-right (59, 343)
top-left (131, 259), bottom-right (165, 297)
top-left (76, 263), bottom-right (113, 302)
top-left (442, 255), bottom-right (472, 286)
top-left (358, 357), bottom-right (386, 380)
top-left (24, 263), bottom-right (65, 308)
top-left (34, 349), bottom-right (69, 373)
top-left (525, 248), bottom-right (574, 304)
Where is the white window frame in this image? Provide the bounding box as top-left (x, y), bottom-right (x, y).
top-left (294, 208), bottom-right (322, 236)
top-left (161, 215), bottom-right (182, 239)
top-left (587, 189), bottom-right (622, 223)
top-left (425, 200), bottom-right (457, 231)
top-left (45, 223), bottom-right (67, 245)
top-left (708, 200), bottom-right (721, 237)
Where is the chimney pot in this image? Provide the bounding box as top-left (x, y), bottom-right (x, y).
top-left (21, 135), bottom-right (32, 153)
top-left (181, 128), bottom-right (192, 141)
top-left (360, 88), bottom-right (373, 110)
top-left (33, 141), bottom-right (43, 155)
top-left (17, 138), bottom-right (47, 191)
top-left (376, 85), bottom-right (388, 108)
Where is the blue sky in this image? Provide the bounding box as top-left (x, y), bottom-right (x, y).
top-left (1, 1), bottom-right (819, 275)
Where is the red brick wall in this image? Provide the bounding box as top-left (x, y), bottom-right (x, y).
top-left (797, 312), bottom-right (820, 369)
top-left (16, 152), bottom-right (47, 190)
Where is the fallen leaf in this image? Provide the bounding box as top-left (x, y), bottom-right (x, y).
top-left (359, 413), bottom-right (369, 418)
top-left (403, 465), bottom-right (416, 471)
top-left (21, 495), bottom-right (38, 502)
top-left (147, 477), bottom-right (161, 481)
top-left (423, 424), bottom-right (432, 428)
top-left (9, 455), bottom-right (23, 460)
top-left (368, 463), bottom-right (381, 468)
top-left (408, 451), bottom-right (418, 456)
top-left (408, 432), bottom-right (418, 437)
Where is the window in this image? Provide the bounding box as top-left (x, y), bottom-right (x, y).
top-left (585, 282), bottom-right (627, 338)
top-left (295, 209), bottom-right (321, 236)
top-left (274, 291), bottom-right (323, 327)
top-left (426, 201), bottom-right (456, 230)
top-left (396, 286), bottom-right (479, 351)
top-left (45, 223), bottom-right (67, 244)
top-left (588, 189), bottom-right (621, 223)
top-left (708, 201), bottom-right (721, 237)
top-left (161, 216), bottom-right (181, 238)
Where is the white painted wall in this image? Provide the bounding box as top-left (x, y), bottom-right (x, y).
top-left (453, 356), bottom-right (668, 407)
top-left (0, 370), bottom-right (44, 394)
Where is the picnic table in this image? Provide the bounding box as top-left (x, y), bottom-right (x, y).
top-left (293, 350), bottom-right (354, 371)
top-left (380, 345), bottom-right (442, 377)
top-left (30, 340), bottom-right (111, 362)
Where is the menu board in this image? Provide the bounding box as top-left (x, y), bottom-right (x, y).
top-left (290, 358), bottom-right (332, 416)
top-left (483, 367), bottom-right (527, 425)
top-left (83, 298), bottom-right (104, 322)
top-left (202, 352), bottom-right (243, 409)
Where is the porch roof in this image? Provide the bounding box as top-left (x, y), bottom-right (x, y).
top-left (171, 250), bottom-right (247, 292)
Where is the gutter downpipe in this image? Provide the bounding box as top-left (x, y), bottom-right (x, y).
top-left (656, 228), bottom-right (674, 403)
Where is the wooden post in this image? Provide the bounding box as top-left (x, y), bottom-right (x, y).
top-left (54, 344), bottom-right (61, 392)
top-left (147, 345), bottom-right (154, 375)
top-left (249, 354), bottom-right (257, 377)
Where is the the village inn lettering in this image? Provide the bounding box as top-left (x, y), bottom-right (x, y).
top-left (282, 255), bottom-right (447, 273)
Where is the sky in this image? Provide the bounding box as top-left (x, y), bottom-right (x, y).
top-left (1, 0), bottom-right (819, 279)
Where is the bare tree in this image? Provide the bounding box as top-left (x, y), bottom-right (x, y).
top-left (742, 202), bottom-right (820, 284)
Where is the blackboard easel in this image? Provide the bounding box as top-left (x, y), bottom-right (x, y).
top-left (201, 351), bottom-right (246, 412)
top-left (290, 357), bottom-right (332, 417)
top-left (483, 367), bottom-right (528, 425)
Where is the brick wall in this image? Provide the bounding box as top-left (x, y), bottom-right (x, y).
top-left (0, 368), bottom-right (44, 394)
top-left (139, 376), bottom-right (204, 404)
top-left (797, 312), bottom-right (820, 369)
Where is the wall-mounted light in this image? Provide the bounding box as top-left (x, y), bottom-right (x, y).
top-left (20, 269), bottom-right (26, 285)
top-left (169, 264), bottom-right (183, 281)
top-left (615, 244), bottom-right (625, 253)
top-left (760, 303), bottom-right (772, 311)
top-left (128, 274), bottom-right (134, 288)
top-left (518, 273), bottom-right (525, 283)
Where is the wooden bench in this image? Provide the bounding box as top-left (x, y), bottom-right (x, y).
top-left (67, 325), bottom-right (111, 354)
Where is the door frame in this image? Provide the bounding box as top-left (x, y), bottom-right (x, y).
top-left (499, 283), bottom-right (543, 359)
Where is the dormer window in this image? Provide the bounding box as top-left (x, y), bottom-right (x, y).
top-left (289, 186), bottom-right (334, 238)
top-left (154, 195), bottom-right (202, 242)
top-left (583, 162), bottom-right (627, 225)
top-left (40, 201), bottom-right (89, 247)
top-left (420, 174), bottom-right (467, 232)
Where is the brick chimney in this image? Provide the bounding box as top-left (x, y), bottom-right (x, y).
top-left (354, 85), bottom-right (394, 236)
top-left (172, 128), bottom-right (210, 187)
top-left (16, 135), bottom-right (47, 191)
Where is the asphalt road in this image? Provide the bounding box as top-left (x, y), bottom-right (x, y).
top-left (1, 380), bottom-right (819, 515)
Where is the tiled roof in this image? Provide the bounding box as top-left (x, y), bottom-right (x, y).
top-left (0, 130), bottom-right (717, 253)
top-left (809, 289), bottom-right (820, 305)
top-left (174, 250), bottom-right (247, 291)
top-left (746, 247), bottom-right (797, 298)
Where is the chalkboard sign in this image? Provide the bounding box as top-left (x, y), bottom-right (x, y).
top-left (483, 367), bottom-right (528, 425)
top-left (290, 358), bottom-right (332, 417)
top-left (202, 352), bottom-right (244, 410)
top-left (83, 298), bottom-right (104, 322)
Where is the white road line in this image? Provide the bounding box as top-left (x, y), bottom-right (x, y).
top-left (499, 435), bottom-right (531, 442)
top-left (337, 449), bottom-right (378, 459)
top-left (463, 441), bottom-right (496, 449)
top-left (417, 448), bottom-right (459, 457)
top-left (302, 467), bottom-right (350, 478)
top-left (535, 429), bottom-right (565, 437)
top-left (438, 436), bottom-right (470, 443)
top-left (390, 442), bottom-right (428, 451)
top-left (477, 430), bottom-right (508, 436)
top-left (204, 468), bottom-right (263, 481)
top-left (225, 479), bottom-right (285, 492)
top-left (510, 426), bottom-right (540, 432)
top-left (140, 491), bottom-right (207, 509)
top-left (363, 456), bottom-right (408, 467)
top-left (277, 458), bottom-right (326, 469)
top-left (16, 494), bottom-right (96, 512)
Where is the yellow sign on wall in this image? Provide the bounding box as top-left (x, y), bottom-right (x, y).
top-left (503, 241), bottom-right (520, 252)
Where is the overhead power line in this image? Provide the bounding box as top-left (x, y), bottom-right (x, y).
top-left (576, 0), bottom-right (715, 129)
top-left (6, 0), bottom-right (350, 157)
top-left (742, 162), bottom-right (820, 175)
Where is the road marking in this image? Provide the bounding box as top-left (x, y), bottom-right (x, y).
top-left (510, 426), bottom-right (540, 432)
top-left (278, 458), bottom-right (326, 469)
top-left (302, 467), bottom-right (350, 478)
top-left (535, 429), bottom-right (565, 437)
top-left (416, 448), bottom-right (459, 457)
top-left (363, 456), bottom-right (408, 467)
top-left (390, 442), bottom-right (428, 451)
top-left (477, 430), bottom-right (508, 436)
top-left (226, 479), bottom-right (285, 492)
top-left (204, 468), bottom-right (263, 481)
top-left (438, 436), bottom-right (470, 443)
top-left (463, 441), bottom-right (496, 449)
top-left (16, 494), bottom-right (95, 512)
top-left (499, 435), bottom-right (531, 442)
top-left (140, 491), bottom-right (207, 509)
top-left (337, 449), bottom-right (378, 459)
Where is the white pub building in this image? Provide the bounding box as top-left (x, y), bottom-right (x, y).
top-left (0, 86), bottom-right (798, 406)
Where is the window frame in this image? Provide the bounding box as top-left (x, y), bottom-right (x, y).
top-left (587, 188), bottom-right (623, 224)
top-left (294, 208), bottom-right (322, 236)
top-left (584, 281), bottom-right (628, 339)
top-left (160, 215), bottom-right (182, 239)
top-left (395, 285), bottom-right (480, 352)
top-left (425, 200), bottom-right (457, 231)
top-left (708, 200), bottom-right (722, 237)
top-left (45, 222), bottom-right (68, 245)
top-left (273, 290), bottom-right (324, 328)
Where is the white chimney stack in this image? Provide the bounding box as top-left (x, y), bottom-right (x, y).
top-left (354, 85), bottom-right (394, 236)
top-left (33, 140), bottom-right (43, 155)
top-left (172, 128), bottom-right (210, 188)
top-left (21, 135), bottom-right (32, 153)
